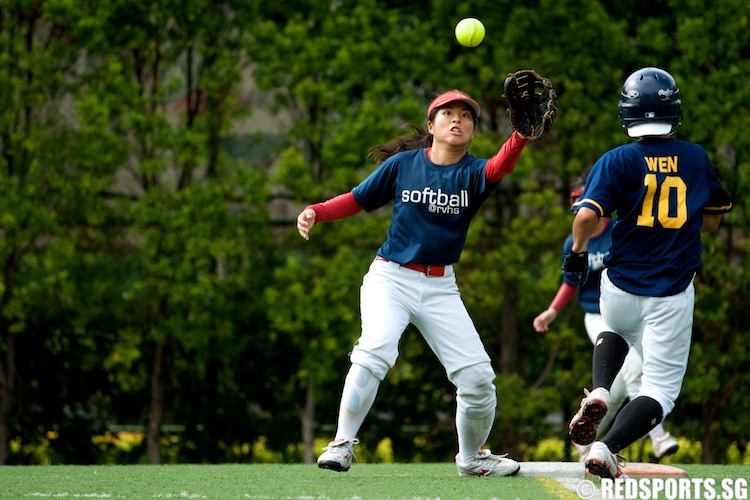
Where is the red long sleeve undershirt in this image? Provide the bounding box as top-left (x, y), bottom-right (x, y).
top-left (306, 192), bottom-right (363, 222)
top-left (306, 131), bottom-right (528, 223)
top-left (550, 282), bottom-right (578, 312)
top-left (485, 130), bottom-right (528, 182)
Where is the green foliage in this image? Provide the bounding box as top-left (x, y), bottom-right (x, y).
top-left (14, 430), bottom-right (746, 467)
top-left (526, 438), bottom-right (566, 462)
top-left (524, 435), bottom-right (716, 465)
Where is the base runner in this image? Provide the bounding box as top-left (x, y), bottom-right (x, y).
top-left (563, 67), bottom-right (732, 479)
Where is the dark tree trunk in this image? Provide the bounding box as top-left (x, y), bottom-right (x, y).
top-left (301, 375), bottom-right (316, 464)
top-left (147, 341), bottom-right (168, 464)
top-left (0, 332), bottom-right (15, 465)
top-left (498, 281), bottom-right (519, 375)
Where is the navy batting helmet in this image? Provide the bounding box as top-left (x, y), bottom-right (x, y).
top-left (618, 67), bottom-right (682, 138)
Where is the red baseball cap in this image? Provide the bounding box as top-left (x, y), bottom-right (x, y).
top-left (569, 187), bottom-right (584, 207)
top-left (427, 90), bottom-right (481, 120)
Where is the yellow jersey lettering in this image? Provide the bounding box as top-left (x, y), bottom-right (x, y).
top-left (644, 156), bottom-right (678, 173)
top-left (667, 156), bottom-right (678, 172)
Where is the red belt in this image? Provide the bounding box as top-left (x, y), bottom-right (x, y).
top-left (375, 256), bottom-right (446, 277)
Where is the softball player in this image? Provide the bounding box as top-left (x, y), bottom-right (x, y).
top-left (297, 90), bottom-right (528, 476)
top-left (534, 179), bottom-right (679, 461)
top-left (563, 67), bottom-right (732, 479)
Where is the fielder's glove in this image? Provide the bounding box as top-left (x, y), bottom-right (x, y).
top-left (562, 250), bottom-right (589, 286)
top-left (503, 69), bottom-right (558, 140)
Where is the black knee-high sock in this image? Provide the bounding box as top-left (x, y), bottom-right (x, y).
top-left (592, 331), bottom-right (629, 390)
top-left (603, 396), bottom-right (663, 453)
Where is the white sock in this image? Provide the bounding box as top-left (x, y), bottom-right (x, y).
top-left (649, 423), bottom-right (667, 443)
top-left (334, 364), bottom-right (380, 441)
top-left (456, 409), bottom-right (494, 463)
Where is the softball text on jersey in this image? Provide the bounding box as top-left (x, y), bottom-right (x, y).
top-left (353, 149), bottom-right (497, 265)
top-left (400, 187), bottom-right (470, 214)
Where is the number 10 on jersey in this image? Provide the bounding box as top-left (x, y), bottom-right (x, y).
top-left (637, 174), bottom-right (688, 229)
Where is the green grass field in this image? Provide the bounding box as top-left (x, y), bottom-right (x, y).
top-left (0, 463), bottom-right (747, 499)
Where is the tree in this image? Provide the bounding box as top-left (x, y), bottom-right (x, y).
top-left (0, 0), bottom-right (94, 464)
top-left (67, 0), bottom-right (275, 464)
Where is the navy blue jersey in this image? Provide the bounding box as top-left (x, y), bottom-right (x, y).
top-left (352, 149), bottom-right (498, 265)
top-left (562, 220), bottom-right (613, 313)
top-left (574, 138), bottom-right (732, 297)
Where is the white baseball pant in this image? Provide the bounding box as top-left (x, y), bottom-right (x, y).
top-left (599, 269), bottom-right (695, 417)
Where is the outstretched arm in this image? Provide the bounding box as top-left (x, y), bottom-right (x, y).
top-left (296, 192), bottom-right (363, 240)
top-left (485, 131), bottom-right (528, 182)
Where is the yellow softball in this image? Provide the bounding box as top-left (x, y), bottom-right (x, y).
top-left (455, 18), bottom-right (485, 48)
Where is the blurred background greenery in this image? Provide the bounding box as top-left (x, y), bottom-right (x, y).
top-left (0, 0), bottom-right (747, 465)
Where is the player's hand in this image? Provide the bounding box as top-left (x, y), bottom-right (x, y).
top-left (297, 208), bottom-right (317, 240)
top-left (562, 250), bottom-right (589, 286)
top-left (533, 308), bottom-right (558, 332)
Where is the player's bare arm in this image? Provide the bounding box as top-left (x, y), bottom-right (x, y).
top-left (701, 214), bottom-right (722, 233)
top-left (571, 206), bottom-right (600, 252)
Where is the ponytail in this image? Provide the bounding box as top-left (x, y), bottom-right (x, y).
top-left (367, 125), bottom-right (432, 166)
